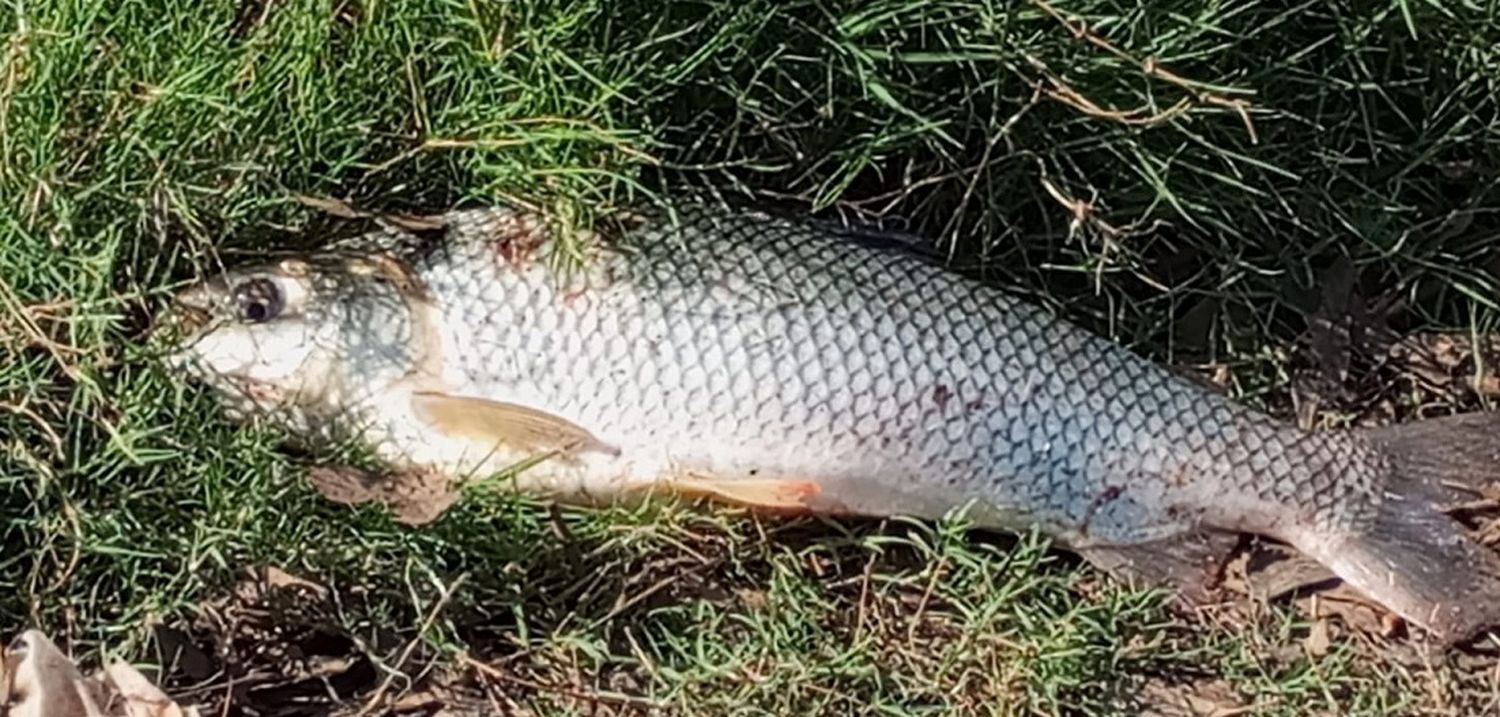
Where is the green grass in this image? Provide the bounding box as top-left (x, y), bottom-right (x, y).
top-left (3, 0), bottom-right (1499, 714)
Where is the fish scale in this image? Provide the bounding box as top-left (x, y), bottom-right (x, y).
top-left (405, 206), bottom-right (1353, 545)
top-left (169, 201), bottom-right (1500, 643)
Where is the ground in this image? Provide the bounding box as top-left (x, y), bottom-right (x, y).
top-left (3, 1), bottom-right (1500, 715)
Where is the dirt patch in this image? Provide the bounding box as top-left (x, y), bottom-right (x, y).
top-left (1138, 677), bottom-right (1252, 717)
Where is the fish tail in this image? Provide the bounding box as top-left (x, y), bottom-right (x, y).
top-left (1305, 413), bottom-right (1500, 643)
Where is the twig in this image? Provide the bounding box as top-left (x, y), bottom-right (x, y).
top-left (0, 399), bottom-right (64, 459)
top-left (832, 165), bottom-right (977, 212)
top-left (354, 573), bottom-right (468, 716)
top-left (939, 90), bottom-right (1040, 250)
top-left (852, 549), bottom-right (879, 643)
top-left (41, 502), bottom-right (83, 595)
top-left (1027, 0), bottom-right (1258, 142)
top-left (905, 556), bottom-right (948, 647)
top-left (0, 276), bottom-right (83, 382)
top-left (1025, 54), bottom-right (1194, 127)
top-left (590, 566), bottom-right (694, 629)
top-left (1038, 172), bottom-right (1117, 241)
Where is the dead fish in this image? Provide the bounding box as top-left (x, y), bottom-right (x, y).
top-left (163, 202), bottom-right (1500, 644)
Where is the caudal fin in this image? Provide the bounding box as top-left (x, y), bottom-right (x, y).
top-left (1311, 413), bottom-right (1500, 643)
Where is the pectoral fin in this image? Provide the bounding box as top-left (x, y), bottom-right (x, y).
top-left (669, 473), bottom-right (822, 511)
top-left (411, 392), bottom-right (618, 458)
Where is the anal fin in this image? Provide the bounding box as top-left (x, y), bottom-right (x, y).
top-left (667, 473), bottom-right (822, 512)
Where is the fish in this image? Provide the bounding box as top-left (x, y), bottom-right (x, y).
top-left (163, 201), bottom-right (1500, 644)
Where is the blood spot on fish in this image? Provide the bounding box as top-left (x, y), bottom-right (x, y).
top-left (489, 222), bottom-right (545, 268)
top-left (946, 459), bottom-right (967, 484)
top-left (932, 384), bottom-right (954, 411)
top-left (1078, 484), bottom-right (1125, 537)
top-left (494, 239), bottom-right (531, 266)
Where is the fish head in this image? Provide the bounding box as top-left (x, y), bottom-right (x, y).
top-left (162, 258), bottom-right (334, 417)
top-left (161, 254), bottom-right (424, 424)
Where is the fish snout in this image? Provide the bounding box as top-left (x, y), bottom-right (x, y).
top-left (152, 285), bottom-right (218, 346)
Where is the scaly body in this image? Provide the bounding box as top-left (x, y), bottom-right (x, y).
top-left (167, 203), bottom-right (1500, 643)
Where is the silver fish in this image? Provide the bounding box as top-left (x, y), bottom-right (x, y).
top-left (165, 203), bottom-right (1500, 643)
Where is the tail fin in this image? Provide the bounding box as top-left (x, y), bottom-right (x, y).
top-left (1308, 413), bottom-right (1500, 644)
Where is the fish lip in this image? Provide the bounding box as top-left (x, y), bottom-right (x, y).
top-left (230, 374), bottom-right (285, 402)
top-left (167, 303), bottom-right (212, 337)
top-left (150, 285), bottom-right (218, 351)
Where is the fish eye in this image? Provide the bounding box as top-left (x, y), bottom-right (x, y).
top-left (233, 278), bottom-right (284, 323)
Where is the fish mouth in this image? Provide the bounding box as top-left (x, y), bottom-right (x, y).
top-left (218, 374), bottom-right (289, 411)
top-left (149, 285), bottom-right (217, 350)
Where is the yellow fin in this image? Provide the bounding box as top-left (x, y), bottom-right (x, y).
top-left (411, 391), bottom-right (617, 458)
top-left (671, 474), bottom-right (822, 511)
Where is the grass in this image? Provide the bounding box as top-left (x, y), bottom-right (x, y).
top-left (2, 0), bottom-right (1499, 714)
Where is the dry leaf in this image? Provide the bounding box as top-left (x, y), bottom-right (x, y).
top-left (1389, 332), bottom-right (1500, 399)
top-left (1222, 542), bottom-right (1336, 602)
top-left (306, 464), bottom-right (457, 526)
top-left (292, 194), bottom-right (448, 232)
top-left (383, 467), bottom-right (459, 525)
top-left (102, 662), bottom-right (187, 717)
top-left (1303, 585), bottom-right (1391, 635)
top-left (307, 464), bottom-right (382, 506)
top-left (1, 630), bottom-right (198, 717)
top-left (1304, 617), bottom-right (1331, 658)
top-left (379, 213), bottom-right (450, 233)
top-left (259, 566), bottom-right (329, 598)
top-left (292, 193), bottom-right (366, 219)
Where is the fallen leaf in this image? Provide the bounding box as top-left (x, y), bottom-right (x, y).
top-left (1222, 542), bottom-right (1336, 601)
top-left (4, 630), bottom-right (95, 717)
top-left (1210, 541), bottom-right (1401, 645)
top-left (103, 662), bottom-right (188, 717)
top-left (1295, 584), bottom-right (1391, 636)
top-left (293, 193), bottom-right (366, 219)
top-left (1388, 332), bottom-right (1500, 401)
top-left (383, 466), bottom-right (459, 526)
top-left (306, 464), bottom-right (382, 507)
top-left (1305, 617), bottom-right (1331, 658)
top-left (380, 213), bottom-right (450, 233)
top-left (305, 464), bottom-right (457, 525)
top-left (1, 630), bottom-right (199, 717)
